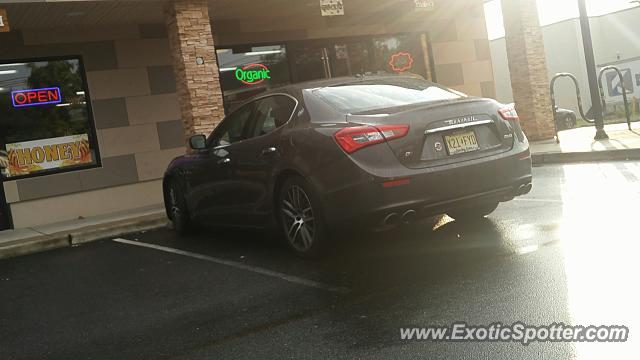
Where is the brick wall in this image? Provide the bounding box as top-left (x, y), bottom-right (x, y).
top-left (165, 0), bottom-right (224, 142)
top-left (501, 0), bottom-right (555, 140)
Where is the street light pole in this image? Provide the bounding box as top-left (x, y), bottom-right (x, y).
top-left (577, 0), bottom-right (609, 140)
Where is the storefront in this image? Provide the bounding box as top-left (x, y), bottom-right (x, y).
top-left (0, 0), bottom-right (499, 231)
top-left (216, 33), bottom-right (435, 110)
top-left (0, 56), bottom-right (102, 229)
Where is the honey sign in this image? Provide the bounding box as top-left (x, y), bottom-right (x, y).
top-left (0, 9), bottom-right (9, 33)
top-left (5, 134), bottom-right (93, 177)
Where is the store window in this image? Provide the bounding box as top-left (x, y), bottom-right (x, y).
top-left (0, 56), bottom-right (100, 180)
top-left (372, 34), bottom-right (428, 78)
top-left (216, 45), bottom-right (291, 111)
top-left (331, 42), bottom-right (374, 77)
top-left (287, 33), bottom-right (432, 86)
top-left (289, 40), bottom-right (374, 82)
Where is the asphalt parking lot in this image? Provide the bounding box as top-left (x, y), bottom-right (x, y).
top-left (2, 162), bottom-right (640, 359)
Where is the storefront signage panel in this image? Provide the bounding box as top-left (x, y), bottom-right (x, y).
top-left (235, 64), bottom-right (271, 85)
top-left (11, 87), bottom-right (62, 108)
top-left (4, 134), bottom-right (93, 178)
top-left (0, 9), bottom-right (9, 32)
top-left (414, 0), bottom-right (435, 11)
top-left (320, 0), bottom-right (344, 16)
top-left (389, 52), bottom-right (414, 73)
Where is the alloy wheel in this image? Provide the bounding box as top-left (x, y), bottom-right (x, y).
top-left (169, 186), bottom-right (182, 224)
top-left (281, 184), bottom-right (316, 252)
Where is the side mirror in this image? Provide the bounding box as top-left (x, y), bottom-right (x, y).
top-left (189, 134), bottom-right (207, 150)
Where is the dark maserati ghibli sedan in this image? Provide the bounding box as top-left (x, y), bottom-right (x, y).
top-left (163, 75), bottom-right (532, 257)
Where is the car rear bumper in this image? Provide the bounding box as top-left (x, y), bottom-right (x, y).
top-left (319, 146), bottom-right (532, 229)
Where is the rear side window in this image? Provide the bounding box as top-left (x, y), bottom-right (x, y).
top-left (248, 95), bottom-right (296, 138)
top-left (311, 78), bottom-right (464, 114)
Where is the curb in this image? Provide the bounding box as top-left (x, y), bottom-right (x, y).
top-left (0, 213), bottom-right (169, 260)
top-left (532, 148), bottom-right (640, 165)
top-left (69, 214), bottom-right (169, 245)
top-left (0, 234), bottom-right (71, 260)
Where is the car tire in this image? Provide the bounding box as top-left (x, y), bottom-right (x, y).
top-left (167, 180), bottom-right (193, 236)
top-left (277, 176), bottom-right (329, 258)
top-left (448, 202), bottom-right (499, 222)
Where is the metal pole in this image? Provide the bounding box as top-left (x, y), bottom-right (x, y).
top-left (577, 0), bottom-right (608, 140)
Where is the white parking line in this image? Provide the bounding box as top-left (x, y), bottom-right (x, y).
top-left (513, 197), bottom-right (563, 203)
top-left (112, 238), bottom-right (350, 294)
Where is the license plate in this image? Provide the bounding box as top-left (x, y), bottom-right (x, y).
top-left (444, 131), bottom-right (479, 155)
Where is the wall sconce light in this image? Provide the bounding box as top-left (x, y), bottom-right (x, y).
top-left (196, 57), bottom-right (205, 65)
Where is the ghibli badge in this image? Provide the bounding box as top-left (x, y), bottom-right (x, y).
top-left (444, 115), bottom-right (477, 126)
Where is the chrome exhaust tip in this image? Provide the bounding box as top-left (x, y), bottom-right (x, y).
top-left (401, 210), bottom-right (417, 224)
top-left (383, 213), bottom-right (400, 227)
top-left (518, 183), bottom-right (532, 195)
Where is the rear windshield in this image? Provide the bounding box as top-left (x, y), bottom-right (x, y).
top-left (311, 78), bottom-right (465, 114)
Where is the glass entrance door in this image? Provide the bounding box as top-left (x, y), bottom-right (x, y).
top-left (289, 40), bottom-right (374, 82)
top-left (290, 45), bottom-right (331, 82)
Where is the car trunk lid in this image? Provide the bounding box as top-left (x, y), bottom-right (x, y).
top-left (346, 98), bottom-right (515, 169)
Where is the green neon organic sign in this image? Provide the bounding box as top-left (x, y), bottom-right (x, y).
top-left (235, 63), bottom-right (271, 85)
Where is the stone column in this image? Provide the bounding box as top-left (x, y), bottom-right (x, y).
top-left (165, 0), bottom-right (224, 142)
top-left (501, 0), bottom-right (555, 141)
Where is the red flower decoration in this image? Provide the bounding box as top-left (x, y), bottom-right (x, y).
top-left (388, 52), bottom-right (414, 73)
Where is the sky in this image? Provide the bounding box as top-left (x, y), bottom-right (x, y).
top-left (484, 0), bottom-right (639, 40)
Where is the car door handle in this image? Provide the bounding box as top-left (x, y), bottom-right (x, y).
top-left (217, 158), bottom-right (231, 165)
top-left (261, 147), bottom-right (277, 156)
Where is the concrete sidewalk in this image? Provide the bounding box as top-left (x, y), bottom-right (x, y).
top-left (0, 205), bottom-right (168, 259)
top-left (530, 122), bottom-right (640, 165)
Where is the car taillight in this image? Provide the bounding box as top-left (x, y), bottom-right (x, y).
top-left (498, 107), bottom-right (519, 121)
top-left (334, 124), bottom-right (409, 154)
